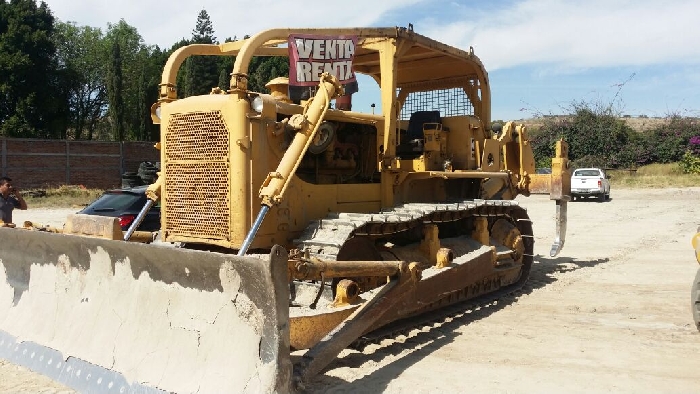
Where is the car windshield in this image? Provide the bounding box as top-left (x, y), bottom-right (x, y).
top-left (86, 192), bottom-right (142, 212)
top-left (574, 169), bottom-right (601, 177)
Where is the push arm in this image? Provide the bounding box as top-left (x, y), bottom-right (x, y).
top-left (238, 73), bottom-right (343, 255)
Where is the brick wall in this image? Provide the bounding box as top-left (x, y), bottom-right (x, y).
top-left (0, 138), bottom-right (159, 189)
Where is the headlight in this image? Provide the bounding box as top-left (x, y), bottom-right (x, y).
top-left (251, 96), bottom-right (264, 113)
top-left (150, 102), bottom-right (162, 123)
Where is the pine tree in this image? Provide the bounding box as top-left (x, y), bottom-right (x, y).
top-left (107, 42), bottom-right (125, 141)
top-left (192, 9), bottom-right (216, 44)
top-left (218, 68), bottom-right (229, 90)
top-left (182, 9), bottom-right (220, 97)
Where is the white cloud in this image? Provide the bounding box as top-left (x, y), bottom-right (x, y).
top-left (43, 0), bottom-right (700, 69)
top-left (43, 0), bottom-right (423, 48)
top-left (418, 0), bottom-right (700, 71)
top-left (40, 0), bottom-right (700, 119)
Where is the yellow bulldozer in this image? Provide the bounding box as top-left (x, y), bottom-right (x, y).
top-left (0, 27), bottom-right (570, 393)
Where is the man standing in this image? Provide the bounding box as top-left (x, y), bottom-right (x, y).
top-left (0, 176), bottom-right (27, 225)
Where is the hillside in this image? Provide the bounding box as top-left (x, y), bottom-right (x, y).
top-left (515, 116), bottom-right (671, 133)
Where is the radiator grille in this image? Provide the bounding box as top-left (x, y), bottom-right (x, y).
top-left (164, 111), bottom-right (230, 242)
top-left (165, 111), bottom-right (230, 161)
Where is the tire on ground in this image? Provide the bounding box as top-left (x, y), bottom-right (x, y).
top-left (138, 161), bottom-right (160, 185)
top-left (121, 172), bottom-right (143, 188)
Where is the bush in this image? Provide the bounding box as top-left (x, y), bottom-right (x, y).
top-left (571, 155), bottom-right (609, 170)
top-left (646, 116), bottom-right (700, 163)
top-left (679, 151), bottom-right (700, 174)
top-left (530, 101), bottom-right (634, 169)
top-left (529, 128), bottom-right (558, 168)
top-left (689, 135), bottom-right (700, 155)
top-left (614, 132), bottom-right (653, 168)
top-left (528, 99), bottom-right (700, 170)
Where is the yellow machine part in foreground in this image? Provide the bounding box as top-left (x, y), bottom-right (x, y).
top-left (0, 221), bottom-right (291, 393)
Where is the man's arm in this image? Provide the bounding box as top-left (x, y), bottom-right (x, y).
top-left (12, 188), bottom-right (27, 210)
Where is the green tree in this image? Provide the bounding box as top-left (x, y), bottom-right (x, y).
top-left (168, 38), bottom-right (191, 99)
top-left (107, 41), bottom-right (124, 141)
top-left (216, 36), bottom-right (237, 91)
top-left (136, 65), bottom-right (148, 140)
top-left (53, 21), bottom-right (107, 140)
top-left (218, 68), bottom-right (228, 91)
top-left (105, 20), bottom-right (154, 140)
top-left (182, 9), bottom-right (220, 97)
top-left (132, 45), bottom-right (168, 141)
top-left (247, 56), bottom-right (289, 93)
top-left (54, 19), bottom-right (162, 141)
top-left (0, 0), bottom-right (64, 138)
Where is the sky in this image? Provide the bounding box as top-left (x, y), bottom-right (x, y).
top-left (43, 0), bottom-right (700, 121)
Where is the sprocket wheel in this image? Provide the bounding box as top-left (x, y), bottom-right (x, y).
top-left (335, 237), bottom-right (385, 293)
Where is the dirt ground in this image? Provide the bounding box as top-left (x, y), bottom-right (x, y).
top-left (2, 187), bottom-right (700, 393)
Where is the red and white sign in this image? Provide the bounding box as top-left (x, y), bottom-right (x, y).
top-left (288, 34), bottom-right (358, 101)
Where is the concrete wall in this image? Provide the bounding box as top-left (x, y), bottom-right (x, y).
top-left (0, 138), bottom-right (159, 189)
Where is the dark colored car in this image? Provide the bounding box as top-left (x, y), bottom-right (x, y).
top-left (79, 186), bottom-right (160, 231)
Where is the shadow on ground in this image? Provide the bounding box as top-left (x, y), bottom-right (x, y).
top-left (572, 197), bottom-right (613, 203)
top-left (299, 254), bottom-right (610, 393)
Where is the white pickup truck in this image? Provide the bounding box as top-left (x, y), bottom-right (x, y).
top-left (571, 167), bottom-right (611, 202)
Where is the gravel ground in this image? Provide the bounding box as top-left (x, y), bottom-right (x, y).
top-left (12, 208), bottom-right (79, 229)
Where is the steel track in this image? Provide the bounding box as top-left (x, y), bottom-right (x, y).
top-left (294, 199), bottom-right (534, 349)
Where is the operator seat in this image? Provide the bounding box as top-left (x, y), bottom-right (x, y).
top-left (397, 110), bottom-right (443, 156)
top-left (406, 110), bottom-right (442, 141)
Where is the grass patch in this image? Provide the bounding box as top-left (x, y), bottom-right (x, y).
top-left (608, 163), bottom-right (700, 188)
top-left (23, 185), bottom-right (104, 208)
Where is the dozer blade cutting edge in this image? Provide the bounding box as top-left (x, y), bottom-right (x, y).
top-left (0, 227), bottom-right (292, 393)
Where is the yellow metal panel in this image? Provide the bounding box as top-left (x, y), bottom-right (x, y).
top-left (223, 92), bottom-right (253, 247)
top-left (337, 184), bottom-right (381, 204)
top-left (517, 125), bottom-right (536, 176)
top-left (692, 231), bottom-right (700, 264)
top-left (290, 308), bottom-right (356, 350)
top-left (529, 174), bottom-right (552, 194)
top-left (481, 139), bottom-right (501, 172)
top-left (550, 140), bottom-right (571, 200)
top-left (502, 141), bottom-right (518, 173)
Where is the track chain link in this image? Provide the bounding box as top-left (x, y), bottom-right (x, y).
top-left (293, 199), bottom-right (535, 350)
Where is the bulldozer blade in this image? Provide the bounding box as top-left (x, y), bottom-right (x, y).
top-left (528, 173), bottom-right (552, 194)
top-left (0, 228), bottom-right (291, 393)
